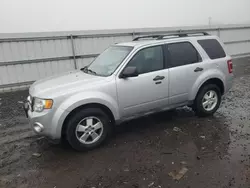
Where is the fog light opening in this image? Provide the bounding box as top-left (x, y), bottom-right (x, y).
top-left (33, 122), bottom-right (44, 133)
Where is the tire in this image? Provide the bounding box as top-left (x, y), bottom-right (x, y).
top-left (66, 108), bottom-right (112, 151)
top-left (193, 84), bottom-right (221, 117)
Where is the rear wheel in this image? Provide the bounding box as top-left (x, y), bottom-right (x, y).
top-left (193, 84), bottom-right (221, 117)
top-left (66, 108), bottom-right (112, 151)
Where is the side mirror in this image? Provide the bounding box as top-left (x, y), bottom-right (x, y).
top-left (120, 66), bottom-right (138, 78)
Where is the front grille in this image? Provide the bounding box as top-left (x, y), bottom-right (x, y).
top-left (27, 95), bottom-right (34, 111)
top-left (27, 95), bottom-right (32, 103)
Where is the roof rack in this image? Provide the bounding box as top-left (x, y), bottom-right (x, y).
top-left (133, 32), bottom-right (209, 41)
top-left (132, 35), bottom-right (163, 41)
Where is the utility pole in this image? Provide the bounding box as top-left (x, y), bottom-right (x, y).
top-left (208, 17), bottom-right (212, 27)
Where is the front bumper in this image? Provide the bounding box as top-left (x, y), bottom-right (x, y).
top-left (23, 100), bottom-right (62, 140)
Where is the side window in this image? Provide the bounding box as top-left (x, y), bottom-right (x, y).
top-left (167, 42), bottom-right (201, 68)
top-left (127, 45), bottom-right (164, 74)
top-left (198, 39), bottom-right (226, 59)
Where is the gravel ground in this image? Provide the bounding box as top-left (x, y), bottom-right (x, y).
top-left (0, 57), bottom-right (250, 188)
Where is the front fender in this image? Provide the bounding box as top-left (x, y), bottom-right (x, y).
top-left (188, 69), bottom-right (226, 101)
top-left (60, 91), bottom-right (119, 118)
top-left (51, 91), bottom-right (120, 139)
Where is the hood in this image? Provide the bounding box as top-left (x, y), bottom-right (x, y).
top-left (29, 70), bottom-right (106, 98)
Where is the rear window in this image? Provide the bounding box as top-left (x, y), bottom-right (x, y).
top-left (198, 39), bottom-right (226, 59)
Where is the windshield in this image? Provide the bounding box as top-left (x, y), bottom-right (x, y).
top-left (84, 46), bottom-right (133, 76)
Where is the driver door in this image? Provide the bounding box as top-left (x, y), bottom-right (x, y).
top-left (116, 45), bottom-right (169, 118)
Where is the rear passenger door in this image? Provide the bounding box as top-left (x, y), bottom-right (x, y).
top-left (166, 41), bottom-right (203, 105)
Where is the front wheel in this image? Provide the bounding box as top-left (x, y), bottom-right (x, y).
top-left (65, 108), bottom-right (112, 151)
top-left (193, 84), bottom-right (221, 117)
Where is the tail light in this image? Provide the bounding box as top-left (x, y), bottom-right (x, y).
top-left (227, 60), bottom-right (233, 73)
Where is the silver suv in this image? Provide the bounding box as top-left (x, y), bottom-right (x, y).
top-left (24, 32), bottom-right (233, 151)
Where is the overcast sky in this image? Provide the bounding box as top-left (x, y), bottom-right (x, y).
top-left (0, 0), bottom-right (250, 33)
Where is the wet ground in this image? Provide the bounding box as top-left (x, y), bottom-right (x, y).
top-left (0, 57), bottom-right (250, 188)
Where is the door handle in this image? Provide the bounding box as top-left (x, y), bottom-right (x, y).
top-left (194, 67), bottom-right (203, 72)
top-left (153, 75), bottom-right (165, 81)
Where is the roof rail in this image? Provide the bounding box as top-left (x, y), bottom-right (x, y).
top-left (132, 32), bottom-right (209, 41)
top-left (133, 35), bottom-right (163, 41)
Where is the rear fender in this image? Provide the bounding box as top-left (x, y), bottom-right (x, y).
top-left (189, 69), bottom-right (226, 101)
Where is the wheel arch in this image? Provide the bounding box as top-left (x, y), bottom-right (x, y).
top-left (61, 103), bottom-right (116, 138)
top-left (195, 78), bottom-right (225, 100)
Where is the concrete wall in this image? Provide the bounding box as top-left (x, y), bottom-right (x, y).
top-left (0, 24), bottom-right (250, 92)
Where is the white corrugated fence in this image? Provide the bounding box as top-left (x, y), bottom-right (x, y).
top-left (0, 24), bottom-right (250, 92)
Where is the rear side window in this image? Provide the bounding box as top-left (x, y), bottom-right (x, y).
top-left (198, 39), bottom-right (226, 59)
top-left (167, 42), bottom-right (201, 68)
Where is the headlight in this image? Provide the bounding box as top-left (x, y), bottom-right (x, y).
top-left (33, 98), bottom-right (53, 112)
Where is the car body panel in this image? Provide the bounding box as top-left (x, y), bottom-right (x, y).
top-left (116, 68), bottom-right (169, 118)
top-left (29, 70), bottom-right (108, 99)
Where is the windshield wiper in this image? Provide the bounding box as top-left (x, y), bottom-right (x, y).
top-left (81, 66), bottom-right (97, 75)
top-left (87, 69), bottom-right (97, 75)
